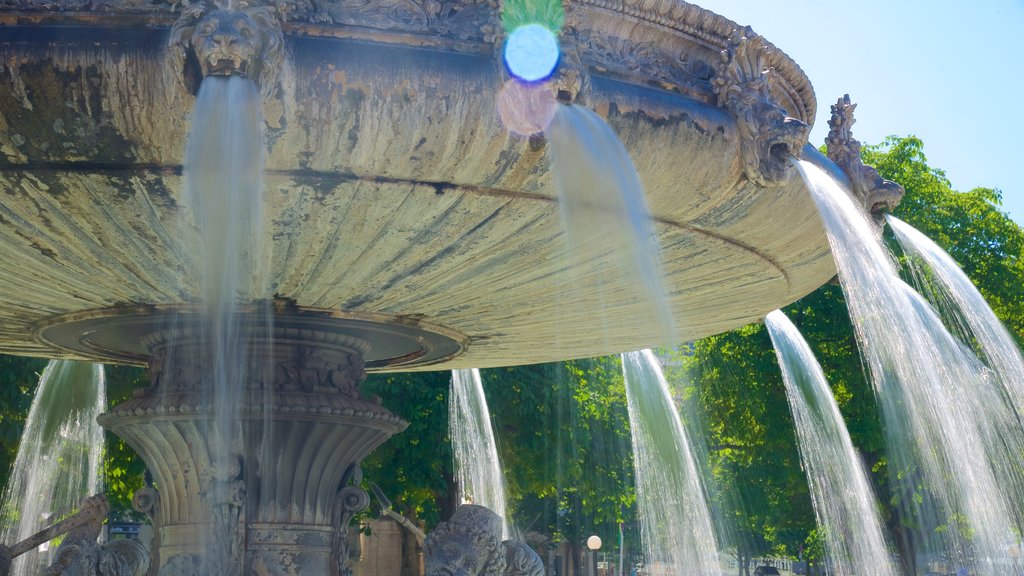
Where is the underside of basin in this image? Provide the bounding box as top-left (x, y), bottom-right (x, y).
top-left (0, 1), bottom-right (833, 369)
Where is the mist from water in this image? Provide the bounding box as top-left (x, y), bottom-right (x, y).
top-left (796, 158), bottom-right (1022, 573)
top-left (449, 368), bottom-right (511, 538)
top-left (765, 310), bottom-right (899, 576)
top-left (0, 360), bottom-right (105, 576)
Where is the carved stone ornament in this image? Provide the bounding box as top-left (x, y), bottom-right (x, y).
top-left (712, 26), bottom-right (810, 187)
top-left (551, 10), bottom-right (591, 105)
top-left (424, 505), bottom-right (544, 576)
top-left (825, 94), bottom-right (904, 221)
top-left (40, 495), bottom-right (151, 576)
top-left (132, 487), bottom-right (161, 576)
top-left (205, 454), bottom-right (246, 576)
top-left (167, 0), bottom-right (285, 98)
top-left (424, 505), bottom-right (507, 576)
top-left (331, 465), bottom-right (370, 576)
top-left (502, 541), bottom-right (544, 576)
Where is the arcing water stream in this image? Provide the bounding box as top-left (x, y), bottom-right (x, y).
top-left (449, 368), bottom-right (511, 538)
top-left (796, 158), bottom-right (1023, 574)
top-left (0, 360), bottom-right (105, 576)
top-left (765, 310), bottom-right (898, 576)
top-left (621, 350), bottom-right (721, 575)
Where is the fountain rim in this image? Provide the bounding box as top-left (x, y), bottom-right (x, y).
top-left (0, 0), bottom-right (816, 124)
top-left (33, 303), bottom-right (471, 370)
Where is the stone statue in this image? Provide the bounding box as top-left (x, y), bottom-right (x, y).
top-left (423, 504), bottom-right (543, 576)
top-left (712, 27), bottom-right (810, 187)
top-left (34, 495), bottom-right (150, 576)
top-left (825, 94), bottom-right (904, 221)
top-left (502, 541), bottom-right (544, 576)
top-left (167, 0), bottom-right (285, 98)
top-left (206, 454), bottom-right (246, 576)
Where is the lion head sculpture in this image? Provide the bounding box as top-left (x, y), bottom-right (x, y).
top-left (168, 0), bottom-right (284, 99)
top-left (712, 27), bottom-right (810, 187)
top-left (424, 505), bottom-right (507, 576)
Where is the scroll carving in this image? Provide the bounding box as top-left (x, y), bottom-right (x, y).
top-left (712, 27), bottom-right (809, 187)
top-left (331, 465), bottom-right (370, 576)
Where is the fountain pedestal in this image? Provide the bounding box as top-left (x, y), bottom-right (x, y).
top-left (98, 322), bottom-right (407, 576)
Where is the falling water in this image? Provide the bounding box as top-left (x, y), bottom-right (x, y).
top-left (888, 214), bottom-right (1024, 423)
top-left (546, 103), bottom-right (721, 571)
top-left (888, 214), bottom-right (1024, 526)
top-left (765, 310), bottom-right (899, 576)
top-left (0, 360), bottom-right (105, 576)
top-left (796, 159), bottom-right (1022, 574)
top-left (546, 105), bottom-right (674, 339)
top-left (182, 75), bottom-right (272, 572)
top-left (621, 350), bottom-right (720, 575)
top-left (449, 368), bottom-right (510, 537)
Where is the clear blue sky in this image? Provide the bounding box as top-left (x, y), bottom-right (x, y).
top-left (697, 0), bottom-right (1024, 226)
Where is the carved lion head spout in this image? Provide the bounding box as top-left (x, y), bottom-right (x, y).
top-left (825, 94), bottom-right (904, 223)
top-left (168, 0), bottom-right (284, 98)
top-left (713, 27), bottom-right (810, 187)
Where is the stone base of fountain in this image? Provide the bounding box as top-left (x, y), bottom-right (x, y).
top-left (97, 313), bottom-right (411, 576)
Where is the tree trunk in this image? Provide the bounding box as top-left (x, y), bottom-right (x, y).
top-left (400, 508), bottom-right (422, 576)
top-left (570, 540), bottom-right (582, 576)
top-left (897, 525), bottom-right (916, 576)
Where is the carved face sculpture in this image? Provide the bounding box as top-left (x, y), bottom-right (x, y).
top-left (192, 9), bottom-right (264, 78)
top-left (169, 2), bottom-right (283, 97)
top-left (424, 505), bottom-right (506, 576)
top-left (861, 167), bottom-right (904, 220)
top-left (750, 98), bottom-right (810, 185)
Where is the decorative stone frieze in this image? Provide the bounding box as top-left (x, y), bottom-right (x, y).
top-left (826, 94), bottom-right (904, 221)
top-left (712, 27), bottom-right (810, 187)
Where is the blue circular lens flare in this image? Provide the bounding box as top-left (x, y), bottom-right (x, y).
top-left (503, 24), bottom-right (560, 82)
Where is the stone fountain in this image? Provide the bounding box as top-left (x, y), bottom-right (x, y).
top-left (0, 0), bottom-right (898, 574)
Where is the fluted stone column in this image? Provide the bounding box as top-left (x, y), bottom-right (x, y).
top-left (99, 326), bottom-right (407, 576)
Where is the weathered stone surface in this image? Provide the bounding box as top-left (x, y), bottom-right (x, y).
top-left (0, 27), bottom-right (835, 367)
top-left (422, 505), bottom-right (545, 576)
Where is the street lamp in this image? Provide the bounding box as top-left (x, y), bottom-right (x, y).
top-left (587, 535), bottom-right (602, 576)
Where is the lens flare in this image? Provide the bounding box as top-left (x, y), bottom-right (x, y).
top-left (497, 80), bottom-right (557, 136)
top-left (503, 24), bottom-right (559, 82)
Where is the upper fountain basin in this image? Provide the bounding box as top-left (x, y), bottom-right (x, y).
top-left (0, 1), bottom-right (833, 369)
